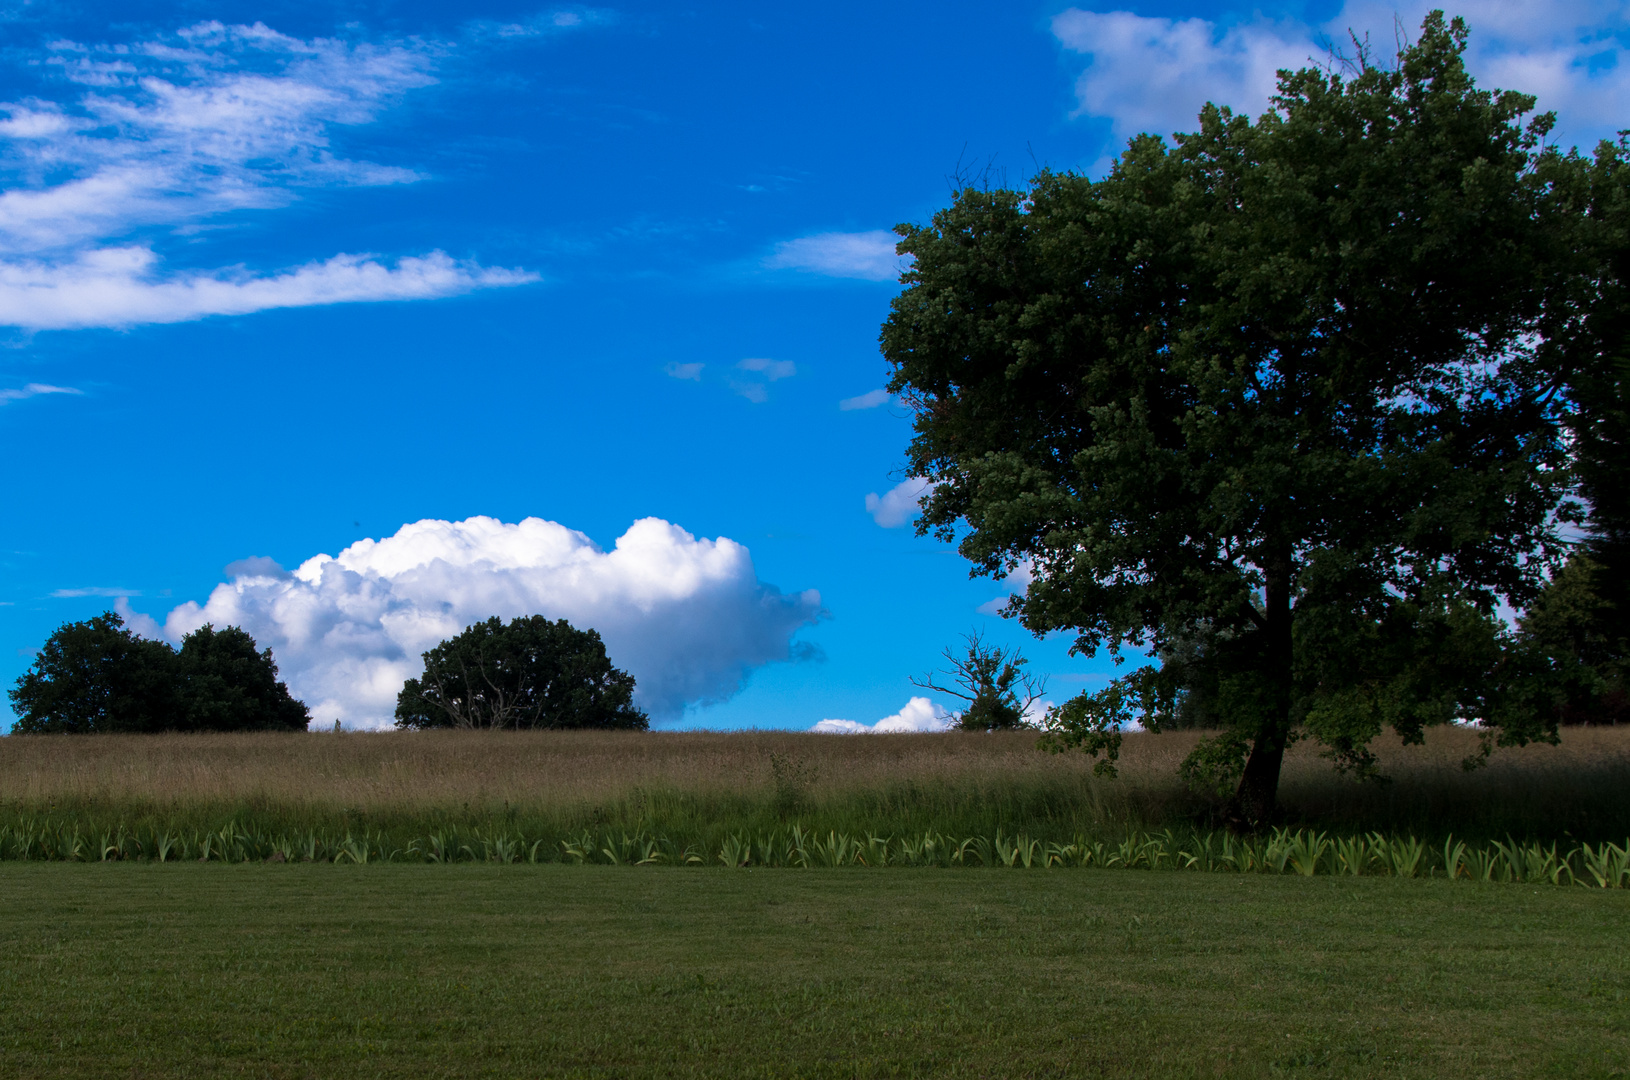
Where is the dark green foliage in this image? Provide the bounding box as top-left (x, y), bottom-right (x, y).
top-left (395, 615), bottom-right (648, 730)
top-left (8, 613), bottom-right (309, 734)
top-left (1518, 557), bottom-right (1627, 725)
top-left (8, 613), bottom-right (180, 734)
top-left (176, 625), bottom-right (311, 732)
top-left (1570, 356), bottom-right (1630, 617)
top-left (912, 632), bottom-right (1044, 731)
top-left (882, 15), bottom-right (1596, 822)
top-left (1526, 115), bottom-right (1630, 726)
top-left (1561, 144), bottom-right (1630, 632)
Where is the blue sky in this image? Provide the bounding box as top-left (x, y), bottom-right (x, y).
top-left (2, 0), bottom-right (1627, 730)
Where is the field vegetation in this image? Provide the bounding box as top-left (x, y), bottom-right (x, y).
top-left (0, 728), bottom-right (1625, 879)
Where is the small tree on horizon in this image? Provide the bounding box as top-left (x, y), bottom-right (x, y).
top-left (912, 632), bottom-right (1046, 731)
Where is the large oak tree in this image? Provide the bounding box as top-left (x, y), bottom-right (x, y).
top-left (880, 14), bottom-right (1617, 822)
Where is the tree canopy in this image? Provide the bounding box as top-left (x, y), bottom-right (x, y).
top-left (175, 624), bottom-right (313, 732)
top-left (880, 14), bottom-right (1620, 822)
top-left (395, 615), bottom-right (649, 731)
top-left (8, 612), bottom-right (310, 733)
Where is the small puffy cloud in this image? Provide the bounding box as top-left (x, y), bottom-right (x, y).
top-left (0, 382), bottom-right (81, 404)
top-left (839, 388), bottom-right (890, 411)
top-left (128, 515), bottom-right (822, 729)
top-left (1053, 3), bottom-right (1630, 157)
top-left (811, 696), bottom-right (954, 734)
top-left (736, 357), bottom-right (796, 381)
top-left (764, 230), bottom-right (903, 281)
top-left (665, 362), bottom-right (704, 381)
top-left (865, 476), bottom-right (930, 528)
top-left (0, 22), bottom-right (532, 330)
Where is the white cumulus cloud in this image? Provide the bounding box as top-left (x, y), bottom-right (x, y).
top-left (1053, 8), bottom-right (1311, 148)
top-left (124, 515), bottom-right (823, 729)
top-left (765, 230), bottom-right (904, 281)
top-left (1054, 2), bottom-right (1630, 159)
top-left (811, 696), bottom-right (953, 734)
top-left (0, 20), bottom-right (532, 330)
top-left (865, 476), bottom-right (930, 528)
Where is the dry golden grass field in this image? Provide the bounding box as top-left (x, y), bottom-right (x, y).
top-left (0, 724), bottom-right (1625, 842)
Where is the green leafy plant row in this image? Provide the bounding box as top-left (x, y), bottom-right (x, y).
top-left (0, 818), bottom-right (1625, 887)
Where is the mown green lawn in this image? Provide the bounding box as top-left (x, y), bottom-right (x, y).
top-left (0, 865), bottom-right (1623, 1078)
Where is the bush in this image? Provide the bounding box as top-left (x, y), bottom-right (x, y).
top-left (395, 615), bottom-right (648, 730)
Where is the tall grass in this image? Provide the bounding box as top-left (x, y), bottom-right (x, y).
top-left (0, 725), bottom-right (1625, 843)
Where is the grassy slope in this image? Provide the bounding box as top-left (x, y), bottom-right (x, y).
top-left (0, 866), bottom-right (1624, 1079)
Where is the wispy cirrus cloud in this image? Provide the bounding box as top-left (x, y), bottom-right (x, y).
top-left (731, 357), bottom-right (796, 403)
top-left (765, 230), bottom-right (904, 281)
top-left (464, 8), bottom-right (615, 41)
top-left (0, 382), bottom-right (81, 404)
top-left (839, 388), bottom-right (890, 411)
top-left (736, 357), bottom-right (795, 380)
top-left (1054, 2), bottom-right (1630, 159)
top-left (0, 248), bottom-right (531, 331)
top-left (0, 19), bottom-right (534, 330)
top-left (52, 586), bottom-right (139, 598)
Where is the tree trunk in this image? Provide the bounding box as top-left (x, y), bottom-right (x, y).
top-left (1229, 551), bottom-right (1296, 828)
top-left (1232, 716), bottom-right (1289, 827)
